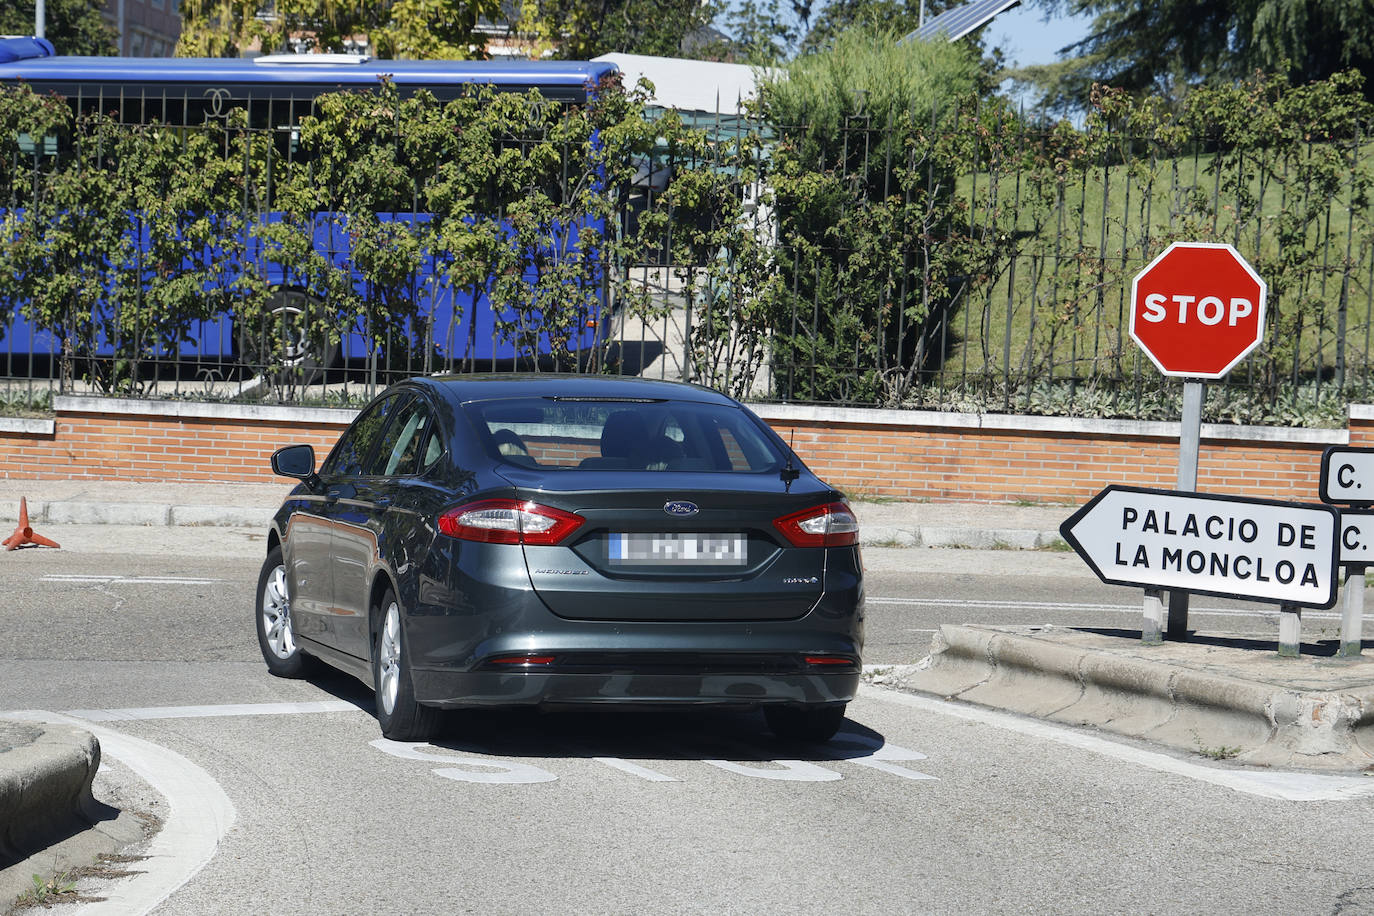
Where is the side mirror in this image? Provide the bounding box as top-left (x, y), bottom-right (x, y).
top-left (271, 444), bottom-right (317, 483)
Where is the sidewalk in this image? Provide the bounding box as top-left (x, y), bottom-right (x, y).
top-left (0, 479), bottom-right (1070, 548)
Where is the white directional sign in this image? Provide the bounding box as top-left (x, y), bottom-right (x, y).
top-left (1060, 486), bottom-right (1340, 608)
top-left (1320, 446), bottom-right (1374, 506)
top-left (1338, 510), bottom-right (1374, 565)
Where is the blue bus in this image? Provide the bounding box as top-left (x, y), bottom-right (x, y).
top-left (0, 37), bottom-right (622, 387)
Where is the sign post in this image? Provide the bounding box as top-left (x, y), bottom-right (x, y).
top-left (1060, 486), bottom-right (1340, 656)
top-left (1334, 508), bottom-right (1374, 657)
top-left (1129, 242), bottom-right (1268, 642)
top-left (1278, 605), bottom-right (1303, 658)
top-left (1318, 446), bottom-right (1374, 657)
top-left (1142, 588), bottom-right (1165, 645)
top-left (1167, 380), bottom-right (1205, 640)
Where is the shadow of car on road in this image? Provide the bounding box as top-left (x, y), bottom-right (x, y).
top-left (303, 668), bottom-right (890, 763)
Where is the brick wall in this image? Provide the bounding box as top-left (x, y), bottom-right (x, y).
top-left (765, 424), bottom-right (1328, 504)
top-left (752, 404), bottom-right (1356, 505)
top-left (0, 395), bottom-right (1362, 504)
top-left (0, 400), bottom-right (352, 484)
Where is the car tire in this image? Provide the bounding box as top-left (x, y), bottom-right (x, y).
top-left (373, 587), bottom-right (443, 741)
top-left (764, 704), bottom-right (846, 743)
top-left (255, 545), bottom-right (315, 678)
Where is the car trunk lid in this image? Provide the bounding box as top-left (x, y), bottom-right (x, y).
top-left (508, 472), bottom-right (837, 622)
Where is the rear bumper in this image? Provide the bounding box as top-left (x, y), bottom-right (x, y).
top-left (409, 668), bottom-right (860, 709)
top-left (404, 541), bottom-right (863, 709)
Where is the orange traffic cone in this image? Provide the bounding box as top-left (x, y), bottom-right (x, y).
top-left (3, 498), bottom-right (59, 551)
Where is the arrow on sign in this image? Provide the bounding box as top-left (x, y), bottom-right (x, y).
top-left (1060, 486), bottom-right (1340, 609)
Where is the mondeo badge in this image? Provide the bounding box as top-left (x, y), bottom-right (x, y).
top-left (663, 500), bottom-right (699, 517)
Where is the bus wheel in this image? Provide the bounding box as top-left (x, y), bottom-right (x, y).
top-left (237, 287), bottom-right (339, 387)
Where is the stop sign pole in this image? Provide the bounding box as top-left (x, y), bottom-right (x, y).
top-left (1129, 242), bottom-right (1268, 643)
top-left (1165, 382), bottom-right (1205, 641)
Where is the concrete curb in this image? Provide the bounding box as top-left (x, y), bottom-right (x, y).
top-left (861, 525), bottom-right (1064, 549)
top-left (0, 720), bottom-right (101, 868)
top-left (885, 625), bottom-right (1374, 771)
top-left (168, 504), bottom-right (275, 528)
top-left (1, 500), bottom-right (273, 530)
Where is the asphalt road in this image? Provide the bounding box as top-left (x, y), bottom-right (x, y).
top-left (5, 528), bottom-right (1374, 914)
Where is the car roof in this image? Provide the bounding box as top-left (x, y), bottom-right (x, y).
top-left (402, 374), bottom-right (741, 408)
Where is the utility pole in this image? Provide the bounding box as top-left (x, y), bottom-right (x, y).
top-left (36, 0), bottom-right (46, 38)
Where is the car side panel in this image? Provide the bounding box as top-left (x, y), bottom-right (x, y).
top-left (329, 482), bottom-right (377, 653)
top-left (279, 496), bottom-right (334, 645)
top-left (368, 478), bottom-right (471, 660)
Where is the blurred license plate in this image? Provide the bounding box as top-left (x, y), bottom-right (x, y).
top-left (608, 533), bottom-right (747, 566)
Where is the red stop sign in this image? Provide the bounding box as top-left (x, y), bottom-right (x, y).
top-left (1129, 242), bottom-right (1267, 378)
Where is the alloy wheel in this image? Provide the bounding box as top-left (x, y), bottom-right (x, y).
top-left (261, 564), bottom-right (296, 659)
top-left (378, 601), bottom-right (402, 716)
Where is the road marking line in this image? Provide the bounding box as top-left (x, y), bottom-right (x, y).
top-left (703, 758), bottom-right (843, 781)
top-left (9, 710), bottom-right (236, 916)
top-left (371, 738), bottom-right (559, 784)
top-left (592, 757), bottom-right (679, 782)
top-left (71, 700), bottom-right (360, 722)
top-left (26, 695), bottom-right (1364, 799)
top-left (41, 575), bottom-right (223, 585)
top-left (866, 596), bottom-right (1372, 623)
top-left (30, 700), bottom-right (939, 785)
top-left (858, 685), bottom-right (1374, 802)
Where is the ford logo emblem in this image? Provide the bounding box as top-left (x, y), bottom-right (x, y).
top-left (663, 500), bottom-right (699, 517)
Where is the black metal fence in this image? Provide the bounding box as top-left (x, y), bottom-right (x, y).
top-left (3, 85), bottom-right (1371, 425)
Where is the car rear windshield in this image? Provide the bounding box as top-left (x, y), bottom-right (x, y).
top-left (464, 397), bottom-right (787, 473)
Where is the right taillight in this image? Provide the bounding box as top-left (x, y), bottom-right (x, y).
top-left (805, 655), bottom-right (858, 669)
top-left (438, 499), bottom-right (584, 546)
top-left (773, 501), bottom-right (859, 548)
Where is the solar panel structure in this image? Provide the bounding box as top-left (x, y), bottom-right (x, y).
top-left (908, 0), bottom-right (1021, 42)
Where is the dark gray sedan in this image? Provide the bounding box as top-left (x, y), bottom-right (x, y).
top-left (256, 375), bottom-right (864, 742)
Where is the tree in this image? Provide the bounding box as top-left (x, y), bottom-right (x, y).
top-left (1022, 0), bottom-right (1374, 109)
top-left (371, 0), bottom-right (501, 59)
top-left (1244, 0), bottom-right (1374, 90)
top-left (799, 0), bottom-right (972, 55)
top-left (707, 0), bottom-right (991, 69)
top-left (742, 28), bottom-right (991, 403)
top-left (699, 0), bottom-right (803, 64)
top-left (520, 0), bottom-right (719, 60)
top-left (0, 0), bottom-right (116, 56)
top-left (177, 0), bottom-right (714, 60)
top-left (175, 0), bottom-right (502, 58)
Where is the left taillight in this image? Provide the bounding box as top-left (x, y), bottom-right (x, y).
top-left (773, 501), bottom-right (860, 548)
top-left (437, 499), bottom-right (585, 546)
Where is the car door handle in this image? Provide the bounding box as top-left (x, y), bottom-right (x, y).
top-left (326, 487), bottom-right (344, 501)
